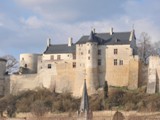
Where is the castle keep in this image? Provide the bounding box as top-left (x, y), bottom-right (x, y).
top-left (0, 28), bottom-right (140, 96)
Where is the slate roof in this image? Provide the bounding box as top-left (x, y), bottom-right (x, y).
top-left (43, 31), bottom-right (136, 54)
top-left (0, 58), bottom-right (7, 62)
top-left (76, 32), bottom-right (132, 45)
top-left (43, 44), bottom-right (76, 54)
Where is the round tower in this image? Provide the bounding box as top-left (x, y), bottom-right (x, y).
top-left (85, 32), bottom-right (99, 93)
top-left (0, 58), bottom-right (7, 79)
top-left (20, 54), bottom-right (39, 74)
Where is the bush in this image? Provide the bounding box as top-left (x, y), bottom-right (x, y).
top-left (31, 100), bottom-right (48, 119)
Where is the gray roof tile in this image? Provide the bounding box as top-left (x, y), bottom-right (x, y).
top-left (44, 44), bottom-right (76, 54)
top-left (76, 32), bottom-right (132, 45)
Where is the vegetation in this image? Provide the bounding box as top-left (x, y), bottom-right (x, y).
top-left (1, 86), bottom-right (160, 118)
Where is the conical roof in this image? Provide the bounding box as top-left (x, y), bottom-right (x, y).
top-left (80, 79), bottom-right (89, 112)
top-left (88, 31), bottom-right (98, 43)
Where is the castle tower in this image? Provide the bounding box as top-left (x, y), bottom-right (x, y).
top-left (0, 58), bottom-right (7, 96)
top-left (20, 53), bottom-right (40, 74)
top-left (85, 31), bottom-right (99, 94)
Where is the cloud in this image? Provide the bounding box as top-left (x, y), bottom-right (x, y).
top-left (20, 16), bottom-right (44, 29)
top-left (0, 0), bottom-right (160, 58)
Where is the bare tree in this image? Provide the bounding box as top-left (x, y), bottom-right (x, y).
top-left (137, 32), bottom-right (154, 64)
top-left (153, 41), bottom-right (160, 56)
top-left (2, 55), bottom-right (18, 74)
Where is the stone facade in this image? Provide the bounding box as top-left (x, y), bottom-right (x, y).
top-left (147, 56), bottom-right (160, 93)
top-left (1, 28), bottom-right (140, 96)
top-left (0, 58), bottom-right (7, 96)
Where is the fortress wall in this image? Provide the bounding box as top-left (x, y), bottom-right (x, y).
top-left (128, 56), bottom-right (139, 90)
top-left (9, 59), bottom-right (76, 95)
top-left (147, 56), bottom-right (160, 93)
top-left (9, 74), bottom-right (42, 94)
top-left (0, 59), bottom-right (6, 96)
top-left (98, 45), bottom-right (106, 87)
top-left (106, 45), bottom-right (132, 87)
top-left (74, 44), bottom-right (87, 96)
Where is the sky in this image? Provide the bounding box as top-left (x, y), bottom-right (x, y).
top-left (0, 0), bottom-right (160, 59)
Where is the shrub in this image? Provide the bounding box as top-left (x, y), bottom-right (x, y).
top-left (31, 100), bottom-right (48, 120)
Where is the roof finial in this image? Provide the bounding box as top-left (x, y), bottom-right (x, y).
top-left (89, 30), bottom-right (94, 40)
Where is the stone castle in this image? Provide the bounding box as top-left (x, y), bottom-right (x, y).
top-left (0, 28), bottom-right (140, 96)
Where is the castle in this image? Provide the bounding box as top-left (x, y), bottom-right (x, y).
top-left (0, 28), bottom-right (140, 96)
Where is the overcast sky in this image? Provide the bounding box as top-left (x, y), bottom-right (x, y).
top-left (0, 0), bottom-right (160, 58)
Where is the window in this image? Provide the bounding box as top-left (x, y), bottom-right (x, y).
top-left (114, 59), bottom-right (117, 65)
top-left (114, 49), bottom-right (118, 54)
top-left (57, 55), bottom-right (61, 60)
top-left (88, 56), bottom-right (90, 60)
top-left (81, 52), bottom-right (83, 55)
top-left (73, 62), bottom-right (76, 68)
top-left (68, 55), bottom-right (70, 57)
top-left (25, 64), bottom-right (27, 68)
top-left (51, 55), bottom-right (54, 60)
top-left (98, 59), bottom-right (101, 66)
top-left (98, 49), bottom-right (101, 55)
top-left (88, 50), bottom-right (90, 54)
top-left (48, 64), bottom-right (52, 69)
top-left (119, 60), bottom-right (123, 65)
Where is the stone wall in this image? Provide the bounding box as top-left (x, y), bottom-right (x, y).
top-left (106, 45), bottom-right (133, 87)
top-left (147, 56), bottom-right (160, 93)
top-left (128, 56), bottom-right (139, 89)
top-left (9, 59), bottom-right (76, 95)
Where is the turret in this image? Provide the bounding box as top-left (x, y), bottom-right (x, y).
top-left (20, 54), bottom-right (40, 74)
top-left (85, 31), bottom-right (99, 93)
top-left (0, 58), bottom-right (7, 79)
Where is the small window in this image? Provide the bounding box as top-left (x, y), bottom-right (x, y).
top-left (114, 49), bottom-right (118, 54)
top-left (98, 49), bottom-right (101, 55)
top-left (98, 59), bottom-right (101, 66)
top-left (114, 59), bottom-right (117, 65)
top-left (25, 64), bottom-right (27, 68)
top-left (48, 64), bottom-right (52, 69)
top-left (51, 55), bottom-right (54, 60)
top-left (57, 55), bottom-right (61, 60)
top-left (88, 56), bottom-right (90, 60)
top-left (119, 60), bottom-right (123, 65)
top-left (81, 52), bottom-right (83, 55)
top-left (88, 50), bottom-right (90, 54)
top-left (73, 62), bottom-right (76, 68)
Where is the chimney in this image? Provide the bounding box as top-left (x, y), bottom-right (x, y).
top-left (92, 28), bottom-right (96, 33)
top-left (110, 27), bottom-right (113, 35)
top-left (68, 37), bottom-right (73, 47)
top-left (47, 38), bottom-right (51, 47)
